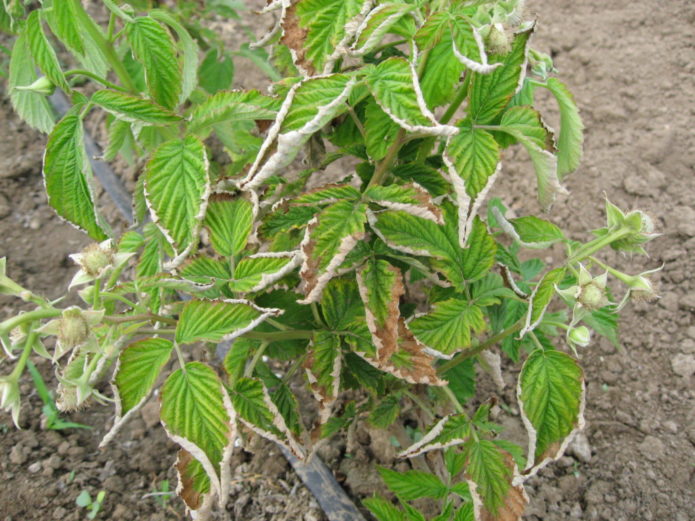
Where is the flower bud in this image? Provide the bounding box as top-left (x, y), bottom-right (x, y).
top-left (15, 76), bottom-right (55, 96)
top-left (58, 308), bottom-right (90, 350)
top-left (77, 242), bottom-right (115, 278)
top-left (486, 24), bottom-right (511, 55)
top-left (576, 266), bottom-right (609, 311)
top-left (568, 326), bottom-right (591, 348)
top-left (0, 375), bottom-right (21, 427)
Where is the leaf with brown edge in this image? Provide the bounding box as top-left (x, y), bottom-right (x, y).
top-left (517, 349), bottom-right (585, 477)
top-left (466, 443), bottom-right (528, 521)
top-left (376, 319), bottom-right (444, 386)
top-left (356, 258), bottom-right (404, 362)
top-left (304, 331), bottom-right (341, 425)
top-left (280, 1), bottom-right (312, 74)
top-left (364, 183), bottom-right (443, 224)
top-left (398, 414), bottom-right (472, 458)
top-left (175, 449), bottom-right (211, 513)
top-left (298, 200), bottom-right (368, 303)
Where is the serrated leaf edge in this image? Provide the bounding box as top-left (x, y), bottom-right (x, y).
top-left (516, 357), bottom-right (586, 480)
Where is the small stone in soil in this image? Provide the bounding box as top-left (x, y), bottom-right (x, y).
top-left (0, 192), bottom-right (10, 219)
top-left (670, 353), bottom-right (695, 378)
top-left (139, 400), bottom-right (160, 429)
top-left (568, 432), bottom-right (592, 463)
top-left (9, 445), bottom-right (27, 465)
top-left (638, 435), bottom-right (665, 461)
top-left (27, 461), bottom-right (42, 473)
top-left (673, 205), bottom-right (695, 236)
top-left (678, 293), bottom-right (695, 310)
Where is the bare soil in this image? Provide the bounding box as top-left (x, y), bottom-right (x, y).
top-left (1, 1), bottom-right (694, 520)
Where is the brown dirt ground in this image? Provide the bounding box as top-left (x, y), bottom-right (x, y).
top-left (1, 0), bottom-right (694, 520)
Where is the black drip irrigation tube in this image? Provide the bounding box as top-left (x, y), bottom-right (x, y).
top-left (48, 92), bottom-right (367, 521)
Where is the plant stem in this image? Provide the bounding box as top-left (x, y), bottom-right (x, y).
top-left (71, 0), bottom-right (137, 93)
top-left (104, 313), bottom-right (176, 325)
top-left (9, 330), bottom-right (38, 380)
top-left (244, 341), bottom-right (268, 378)
top-left (0, 308), bottom-right (61, 335)
top-left (567, 228), bottom-right (633, 265)
top-left (442, 385), bottom-right (464, 414)
top-left (173, 342), bottom-right (187, 371)
top-left (242, 330), bottom-right (315, 342)
top-left (440, 73), bottom-right (471, 125)
top-left (437, 319), bottom-right (524, 374)
top-left (403, 390), bottom-right (435, 422)
top-left (137, 328), bottom-right (176, 336)
top-left (64, 69), bottom-right (129, 92)
top-left (366, 129), bottom-right (406, 189)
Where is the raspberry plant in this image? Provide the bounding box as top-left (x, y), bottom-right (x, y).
top-left (0, 1), bottom-right (659, 520)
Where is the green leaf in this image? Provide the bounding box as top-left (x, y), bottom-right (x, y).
top-left (43, 107), bottom-right (107, 240)
top-left (115, 338), bottom-right (173, 415)
top-left (203, 195), bottom-right (253, 258)
top-left (443, 358), bottom-right (476, 406)
top-left (365, 184), bottom-right (441, 223)
top-left (369, 394), bottom-right (401, 429)
top-left (189, 90), bottom-right (279, 136)
top-left (365, 98), bottom-right (401, 161)
top-left (281, 74), bottom-right (354, 131)
top-left (299, 200), bottom-right (367, 303)
top-left (295, 0), bottom-right (364, 72)
top-left (260, 205), bottom-right (318, 238)
top-left (392, 163), bottom-right (450, 197)
top-left (293, 184), bottom-right (361, 205)
top-left (25, 10), bottom-right (69, 92)
top-left (470, 273), bottom-right (516, 307)
top-left (418, 26), bottom-right (464, 108)
top-left (469, 27), bottom-right (533, 124)
top-left (353, 3), bottom-right (415, 55)
top-left (367, 57), bottom-right (449, 134)
top-left (223, 338), bottom-right (253, 386)
top-left (175, 299), bottom-right (279, 345)
top-left (322, 401), bottom-right (356, 438)
top-left (454, 504), bottom-right (474, 521)
top-left (583, 306), bottom-right (620, 348)
top-left (459, 217), bottom-right (497, 282)
top-left (231, 377), bottom-right (304, 457)
top-left (321, 278), bottom-right (363, 330)
top-left (198, 48), bottom-right (234, 94)
top-left (409, 298), bottom-right (486, 357)
top-left (378, 467), bottom-right (449, 501)
top-left (363, 496), bottom-right (405, 521)
top-left (444, 127), bottom-right (500, 197)
top-left (465, 440), bottom-right (527, 518)
top-left (144, 136), bottom-right (209, 259)
top-left (522, 267), bottom-right (566, 335)
top-left (230, 253), bottom-right (299, 293)
top-left (358, 258), bottom-right (402, 331)
top-left (306, 331), bottom-right (342, 422)
top-left (371, 210), bottom-right (453, 258)
top-left (498, 106), bottom-right (562, 209)
top-left (399, 414), bottom-right (471, 458)
top-left (150, 9), bottom-right (199, 103)
top-left (506, 215), bottom-right (565, 248)
top-left (104, 118), bottom-right (133, 162)
top-left (545, 78), bottom-right (583, 178)
top-left (160, 362), bottom-right (232, 487)
top-left (92, 90), bottom-right (181, 125)
top-left (45, 0), bottom-right (83, 55)
top-left (519, 350), bottom-right (584, 467)
top-left (126, 16), bottom-right (181, 109)
top-left (231, 377), bottom-right (277, 432)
